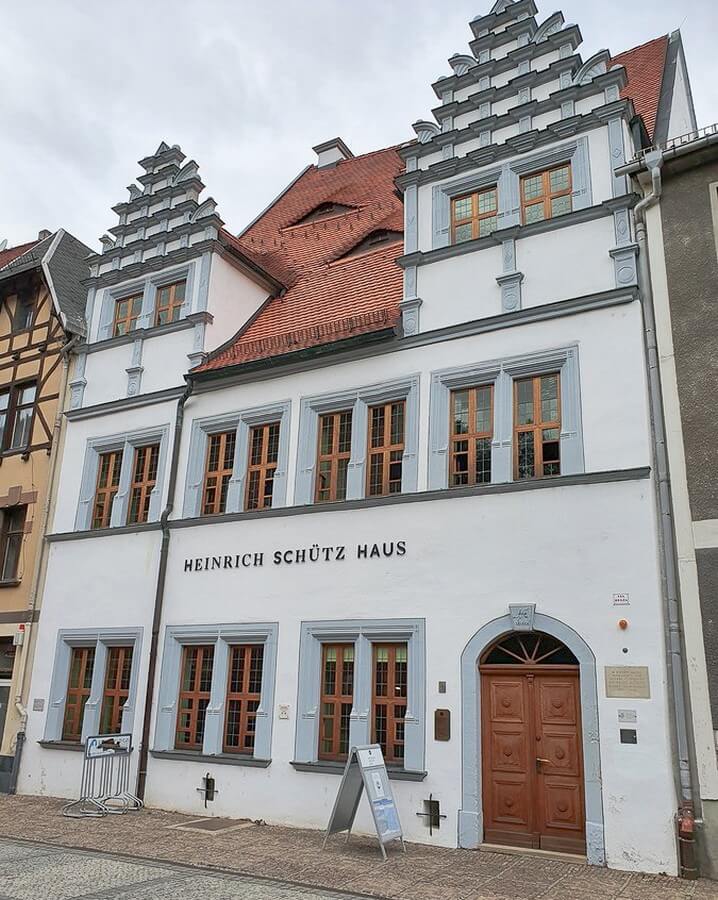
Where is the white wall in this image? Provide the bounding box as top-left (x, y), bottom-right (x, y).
top-left (204, 254), bottom-right (270, 355)
top-left (667, 50), bottom-right (696, 141)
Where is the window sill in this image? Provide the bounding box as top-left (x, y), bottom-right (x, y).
top-left (150, 749), bottom-right (271, 768)
top-left (0, 579), bottom-right (21, 589)
top-left (38, 740), bottom-right (84, 752)
top-left (290, 761), bottom-right (427, 782)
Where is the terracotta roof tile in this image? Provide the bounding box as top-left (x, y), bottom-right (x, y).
top-left (0, 240), bottom-right (40, 270)
top-left (613, 35), bottom-right (669, 140)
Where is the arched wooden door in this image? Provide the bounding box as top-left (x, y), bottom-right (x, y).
top-left (480, 632), bottom-right (586, 855)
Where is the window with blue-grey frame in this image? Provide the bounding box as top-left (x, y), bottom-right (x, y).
top-left (182, 401), bottom-right (291, 518)
top-left (43, 627), bottom-right (143, 745)
top-left (428, 346), bottom-right (583, 490)
top-left (292, 619), bottom-right (426, 778)
top-left (152, 623), bottom-right (278, 765)
top-left (294, 375), bottom-right (420, 506)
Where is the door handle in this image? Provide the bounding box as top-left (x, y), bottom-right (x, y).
top-left (535, 757), bottom-right (551, 771)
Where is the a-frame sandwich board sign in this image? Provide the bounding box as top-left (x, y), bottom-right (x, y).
top-left (322, 744), bottom-right (406, 861)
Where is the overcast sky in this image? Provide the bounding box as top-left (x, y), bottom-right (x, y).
top-left (1, 1), bottom-right (715, 250)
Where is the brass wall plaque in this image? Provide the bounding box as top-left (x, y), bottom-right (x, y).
top-left (434, 709), bottom-right (450, 741)
top-left (604, 666), bottom-right (651, 699)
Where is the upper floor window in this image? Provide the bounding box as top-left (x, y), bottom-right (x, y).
top-left (451, 187), bottom-right (498, 243)
top-left (367, 400), bottom-right (405, 497)
top-left (450, 385), bottom-right (493, 487)
top-left (92, 450), bottom-right (123, 529)
top-left (245, 423), bottom-right (279, 512)
top-left (113, 293), bottom-right (143, 337)
top-left (155, 280), bottom-right (186, 327)
top-left (127, 444), bottom-right (160, 525)
top-left (202, 431), bottom-right (236, 516)
top-left (0, 382), bottom-right (37, 452)
top-left (13, 295), bottom-right (34, 332)
top-left (521, 164), bottom-right (572, 225)
top-left (315, 411), bottom-right (353, 504)
top-left (0, 506), bottom-right (25, 583)
top-left (99, 646), bottom-right (133, 735)
top-left (514, 373), bottom-right (561, 480)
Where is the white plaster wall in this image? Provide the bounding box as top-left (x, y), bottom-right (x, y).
top-left (50, 400), bottom-right (178, 534)
top-left (667, 51), bottom-right (695, 141)
top-left (532, 108), bottom-right (562, 131)
top-left (141, 329), bottom-right (195, 395)
top-left (18, 533), bottom-right (161, 799)
top-left (417, 246), bottom-right (504, 330)
top-left (205, 254), bottom-right (270, 355)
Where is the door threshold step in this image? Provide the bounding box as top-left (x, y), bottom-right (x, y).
top-left (478, 843), bottom-right (587, 864)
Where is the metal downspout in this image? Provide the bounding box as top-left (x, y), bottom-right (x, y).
top-left (136, 378), bottom-right (194, 801)
top-left (10, 332), bottom-right (79, 793)
top-left (634, 150), bottom-right (698, 877)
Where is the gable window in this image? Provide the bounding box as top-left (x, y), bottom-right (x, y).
top-left (224, 644), bottom-right (264, 754)
top-left (13, 295), bottom-right (34, 332)
top-left (92, 450), bottom-right (123, 529)
top-left (127, 444), bottom-right (160, 525)
top-left (99, 646), bottom-right (133, 735)
top-left (514, 373), bottom-right (561, 480)
top-left (202, 431), bottom-right (236, 516)
top-left (318, 644), bottom-right (354, 761)
top-left (175, 645), bottom-right (214, 751)
top-left (245, 424), bottom-right (279, 512)
top-left (62, 647), bottom-right (95, 742)
top-left (340, 230), bottom-right (403, 259)
top-left (450, 386), bottom-right (493, 487)
top-left (315, 411), bottom-right (353, 504)
top-left (113, 293), bottom-right (143, 337)
top-left (451, 187), bottom-right (498, 243)
top-left (0, 506), bottom-right (25, 582)
top-left (154, 280), bottom-right (186, 327)
top-left (295, 202), bottom-right (355, 225)
top-left (521, 164), bottom-right (572, 225)
top-left (367, 400), bottom-right (405, 497)
top-left (372, 643), bottom-right (407, 765)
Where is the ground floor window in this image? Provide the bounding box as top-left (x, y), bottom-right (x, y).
top-left (294, 619), bottom-right (425, 773)
top-left (44, 629), bottom-right (143, 744)
top-left (154, 623), bottom-right (278, 761)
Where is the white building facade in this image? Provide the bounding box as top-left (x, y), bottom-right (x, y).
top-left (18, 1), bottom-right (700, 877)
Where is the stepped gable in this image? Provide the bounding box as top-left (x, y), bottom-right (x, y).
top-left (613, 36), bottom-right (669, 140)
top-left (197, 145), bottom-right (405, 371)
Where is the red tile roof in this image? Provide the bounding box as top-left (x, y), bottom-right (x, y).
top-left (197, 145), bottom-right (405, 371)
top-left (0, 240), bottom-right (40, 270)
top-left (613, 35), bottom-right (669, 140)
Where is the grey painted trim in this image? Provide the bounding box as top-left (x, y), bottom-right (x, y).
top-left (69, 352), bottom-right (87, 410)
top-left (290, 761), bottom-right (427, 781)
top-left (154, 622), bottom-right (279, 760)
top-left (183, 400), bottom-right (291, 518)
top-left (150, 750), bottom-right (271, 768)
top-left (404, 184), bottom-right (418, 256)
top-left (497, 237), bottom-right (522, 311)
top-left (294, 618), bottom-right (425, 774)
top-left (48, 467), bottom-right (651, 542)
top-left (75, 425), bottom-right (171, 530)
top-left (607, 118), bottom-right (627, 197)
top-left (428, 344), bottom-right (583, 489)
top-left (37, 741), bottom-right (85, 752)
top-left (0, 608), bottom-right (40, 624)
top-left (458, 613), bottom-right (605, 865)
top-left (82, 316), bottom-right (195, 355)
top-left (65, 386), bottom-right (186, 421)
top-left (294, 376), bottom-right (420, 505)
top-left (44, 627), bottom-right (144, 744)
top-left (399, 297), bottom-right (422, 336)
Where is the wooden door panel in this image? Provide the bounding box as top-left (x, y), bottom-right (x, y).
top-left (537, 679), bottom-right (577, 724)
top-left (490, 774), bottom-right (532, 828)
top-left (488, 679), bottom-right (525, 722)
top-left (543, 781), bottom-right (583, 831)
top-left (540, 729), bottom-right (581, 776)
top-left (490, 726), bottom-right (529, 772)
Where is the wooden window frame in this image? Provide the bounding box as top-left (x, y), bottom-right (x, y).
top-left (12, 293), bottom-right (34, 332)
top-left (318, 643), bottom-right (355, 762)
top-left (112, 293), bottom-right (143, 337)
top-left (154, 280), bottom-right (187, 327)
top-left (127, 444), bottom-right (160, 525)
top-left (99, 646), bottom-right (133, 735)
top-left (201, 430), bottom-right (236, 516)
top-left (371, 642), bottom-right (408, 765)
top-left (0, 506), bottom-right (25, 583)
top-left (174, 644), bottom-right (214, 751)
top-left (3, 380), bottom-right (37, 452)
top-left (513, 373), bottom-right (562, 480)
top-left (223, 644), bottom-right (264, 754)
top-left (91, 448), bottom-right (124, 529)
top-left (62, 646), bottom-right (95, 742)
top-left (520, 164), bottom-right (573, 225)
top-left (451, 185), bottom-right (499, 244)
top-left (244, 423), bottom-right (279, 512)
top-left (449, 385), bottom-right (494, 487)
top-left (366, 400), bottom-right (405, 498)
top-left (315, 410), bottom-right (353, 504)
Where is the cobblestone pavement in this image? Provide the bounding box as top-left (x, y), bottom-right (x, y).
top-left (0, 796), bottom-right (717, 900)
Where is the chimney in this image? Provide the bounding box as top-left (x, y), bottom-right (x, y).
top-left (38, 229), bottom-right (52, 241)
top-left (312, 137), bottom-right (354, 169)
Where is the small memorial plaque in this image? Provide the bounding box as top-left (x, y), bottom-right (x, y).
top-left (605, 666), bottom-right (650, 699)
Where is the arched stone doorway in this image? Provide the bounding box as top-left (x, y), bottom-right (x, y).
top-left (459, 612), bottom-right (605, 865)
